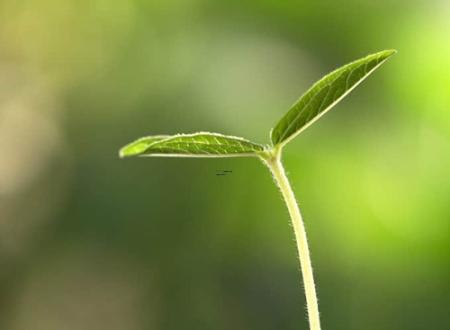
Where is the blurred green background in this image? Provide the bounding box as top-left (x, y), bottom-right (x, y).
top-left (0, 0), bottom-right (448, 329)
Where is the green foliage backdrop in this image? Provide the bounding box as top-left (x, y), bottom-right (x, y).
top-left (0, 1), bottom-right (448, 329)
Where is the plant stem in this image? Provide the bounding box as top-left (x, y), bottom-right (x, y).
top-left (263, 148), bottom-right (321, 330)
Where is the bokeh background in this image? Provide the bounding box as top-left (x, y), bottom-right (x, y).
top-left (0, 0), bottom-right (448, 329)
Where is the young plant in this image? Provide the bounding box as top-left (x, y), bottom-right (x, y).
top-left (119, 50), bottom-right (396, 330)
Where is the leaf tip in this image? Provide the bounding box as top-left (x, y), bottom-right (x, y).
top-left (380, 49), bottom-right (397, 59)
top-left (118, 146), bottom-right (132, 159)
top-left (118, 139), bottom-right (149, 159)
top-left (118, 148), bottom-right (127, 159)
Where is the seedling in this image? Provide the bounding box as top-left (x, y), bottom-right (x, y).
top-left (119, 50), bottom-right (396, 330)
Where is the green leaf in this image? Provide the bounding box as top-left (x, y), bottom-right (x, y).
top-left (271, 49), bottom-right (396, 146)
top-left (119, 132), bottom-right (265, 158)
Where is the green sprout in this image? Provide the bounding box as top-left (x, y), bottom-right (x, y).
top-left (119, 50), bottom-right (396, 330)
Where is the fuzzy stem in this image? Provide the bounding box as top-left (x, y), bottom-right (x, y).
top-left (263, 148), bottom-right (321, 330)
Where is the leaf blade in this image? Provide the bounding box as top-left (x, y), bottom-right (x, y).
top-left (119, 132), bottom-right (265, 158)
top-left (271, 49), bottom-right (396, 146)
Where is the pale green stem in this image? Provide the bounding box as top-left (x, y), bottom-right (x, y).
top-left (262, 148), bottom-right (321, 330)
